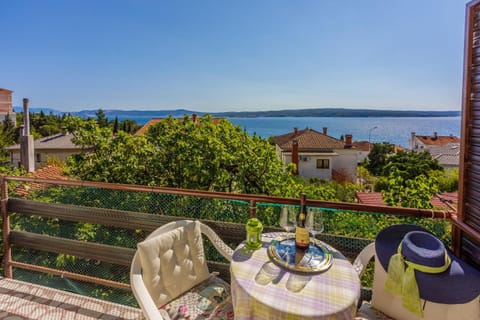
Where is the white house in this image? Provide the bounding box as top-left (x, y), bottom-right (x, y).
top-left (271, 127), bottom-right (358, 182)
top-left (6, 133), bottom-right (83, 170)
top-left (409, 132), bottom-right (460, 167)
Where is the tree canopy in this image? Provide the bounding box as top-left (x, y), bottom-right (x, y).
top-left (65, 115), bottom-right (297, 196)
top-left (383, 150), bottom-right (443, 180)
top-left (363, 142), bottom-right (394, 176)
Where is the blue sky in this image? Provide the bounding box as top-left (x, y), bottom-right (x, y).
top-left (0, 1), bottom-right (468, 112)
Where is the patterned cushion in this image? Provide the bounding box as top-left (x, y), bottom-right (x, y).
top-left (159, 276), bottom-right (234, 320)
top-left (356, 301), bottom-right (395, 320)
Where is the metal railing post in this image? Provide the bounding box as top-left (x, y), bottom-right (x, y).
top-left (1, 176), bottom-right (12, 277)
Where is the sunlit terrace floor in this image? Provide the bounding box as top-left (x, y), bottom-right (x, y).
top-left (0, 277), bottom-right (143, 320)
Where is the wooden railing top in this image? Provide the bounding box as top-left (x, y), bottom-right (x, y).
top-left (2, 175), bottom-right (454, 219)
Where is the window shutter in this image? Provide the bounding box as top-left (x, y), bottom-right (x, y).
top-left (457, 0), bottom-right (480, 269)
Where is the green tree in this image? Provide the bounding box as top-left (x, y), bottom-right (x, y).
top-left (0, 116), bottom-right (19, 166)
top-left (112, 116), bottom-right (119, 134)
top-left (145, 115), bottom-right (295, 195)
top-left (363, 142), bottom-right (394, 176)
top-left (65, 117), bottom-right (157, 184)
top-left (65, 115), bottom-right (296, 196)
top-left (383, 150), bottom-right (443, 180)
top-left (119, 119), bottom-right (139, 134)
top-left (431, 167), bottom-right (459, 192)
top-left (95, 109), bottom-right (109, 128)
top-left (382, 169), bottom-right (439, 208)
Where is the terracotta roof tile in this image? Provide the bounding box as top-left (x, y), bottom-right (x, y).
top-left (272, 128), bottom-right (346, 151)
top-left (33, 165), bottom-right (66, 180)
top-left (15, 165), bottom-right (67, 197)
top-left (355, 191), bottom-right (457, 210)
top-left (415, 135), bottom-right (460, 146)
top-left (352, 141), bottom-right (370, 152)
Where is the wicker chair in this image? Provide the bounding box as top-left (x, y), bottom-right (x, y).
top-left (130, 220), bottom-right (234, 320)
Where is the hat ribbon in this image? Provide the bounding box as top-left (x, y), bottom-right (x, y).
top-left (385, 243), bottom-right (451, 317)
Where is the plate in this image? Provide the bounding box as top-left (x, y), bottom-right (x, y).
top-left (267, 236), bottom-right (333, 273)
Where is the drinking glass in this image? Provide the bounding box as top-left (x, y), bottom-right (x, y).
top-left (279, 206), bottom-right (296, 238)
top-left (305, 208), bottom-right (324, 239)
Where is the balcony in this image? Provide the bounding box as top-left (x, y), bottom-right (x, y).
top-left (0, 176), bottom-right (472, 319)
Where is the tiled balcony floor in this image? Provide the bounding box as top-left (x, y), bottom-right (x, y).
top-left (0, 277), bottom-right (143, 319)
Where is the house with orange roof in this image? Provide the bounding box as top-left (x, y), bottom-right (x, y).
top-left (271, 127), bottom-right (357, 182)
top-left (353, 141), bottom-right (405, 165)
top-left (134, 114), bottom-right (224, 135)
top-left (409, 132), bottom-right (460, 167)
top-left (409, 132), bottom-right (460, 150)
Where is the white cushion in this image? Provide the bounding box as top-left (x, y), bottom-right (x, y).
top-left (137, 221), bottom-right (210, 308)
top-left (372, 256), bottom-right (480, 320)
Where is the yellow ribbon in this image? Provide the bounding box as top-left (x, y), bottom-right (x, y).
top-left (385, 243), bottom-right (451, 317)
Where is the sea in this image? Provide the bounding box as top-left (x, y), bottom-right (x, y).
top-left (119, 115), bottom-right (461, 148)
top-left (218, 117), bottom-right (460, 148)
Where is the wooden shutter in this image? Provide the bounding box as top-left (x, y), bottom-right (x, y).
top-left (457, 0), bottom-right (480, 269)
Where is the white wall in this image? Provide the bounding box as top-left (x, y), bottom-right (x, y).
top-left (332, 149), bottom-right (358, 182)
top-left (298, 155), bottom-right (334, 180)
top-left (283, 153), bottom-right (336, 180)
top-left (277, 148), bottom-right (359, 182)
top-left (10, 150), bottom-right (76, 169)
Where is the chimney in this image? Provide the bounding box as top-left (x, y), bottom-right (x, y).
top-left (344, 134), bottom-right (352, 148)
top-left (294, 127), bottom-right (298, 135)
top-left (323, 127), bottom-right (327, 135)
top-left (192, 113), bottom-right (198, 123)
top-left (292, 139), bottom-right (299, 175)
top-left (410, 132), bottom-right (416, 150)
top-left (20, 98), bottom-right (35, 172)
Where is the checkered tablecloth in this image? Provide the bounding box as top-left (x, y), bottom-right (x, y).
top-left (230, 233), bottom-right (360, 320)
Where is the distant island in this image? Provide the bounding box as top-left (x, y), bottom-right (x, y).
top-left (13, 106), bottom-right (460, 119)
top-left (212, 108), bottom-right (460, 118)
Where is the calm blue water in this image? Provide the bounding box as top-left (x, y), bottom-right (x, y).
top-left (121, 115), bottom-right (460, 148)
top-left (227, 117), bottom-right (461, 148)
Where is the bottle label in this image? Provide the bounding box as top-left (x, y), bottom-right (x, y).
top-left (295, 226), bottom-right (310, 248)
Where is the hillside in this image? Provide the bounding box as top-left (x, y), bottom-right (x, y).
top-left (13, 107), bottom-right (460, 118)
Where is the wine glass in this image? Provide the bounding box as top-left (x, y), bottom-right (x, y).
top-left (279, 206), bottom-right (296, 238)
top-left (305, 208), bottom-right (324, 239)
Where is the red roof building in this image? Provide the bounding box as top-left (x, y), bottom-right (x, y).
top-left (15, 165), bottom-right (67, 197)
top-left (271, 127), bottom-right (357, 182)
top-left (356, 191), bottom-right (457, 210)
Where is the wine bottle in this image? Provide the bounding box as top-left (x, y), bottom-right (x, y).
top-left (295, 197), bottom-right (310, 250)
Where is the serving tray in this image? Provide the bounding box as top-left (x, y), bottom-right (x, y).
top-left (267, 236), bottom-right (333, 273)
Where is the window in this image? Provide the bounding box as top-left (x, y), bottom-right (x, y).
top-left (36, 153), bottom-right (41, 163)
top-left (316, 159), bottom-right (329, 169)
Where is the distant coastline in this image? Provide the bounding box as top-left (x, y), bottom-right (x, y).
top-left (13, 107), bottom-right (460, 119)
top-left (212, 108), bottom-right (459, 118)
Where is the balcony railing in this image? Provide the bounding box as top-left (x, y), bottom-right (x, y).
top-left (0, 175), bottom-right (460, 310)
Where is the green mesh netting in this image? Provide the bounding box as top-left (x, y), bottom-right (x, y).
top-left (4, 182), bottom-right (452, 307)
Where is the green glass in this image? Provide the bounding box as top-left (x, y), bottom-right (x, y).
top-left (245, 218), bottom-right (263, 250)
